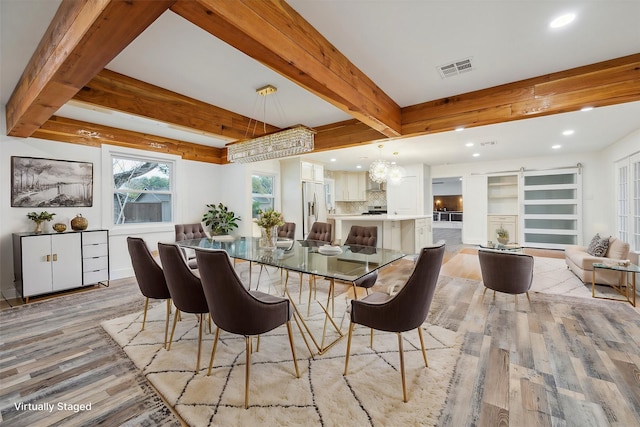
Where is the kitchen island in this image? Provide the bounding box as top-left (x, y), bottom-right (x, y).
top-left (327, 214), bottom-right (432, 254)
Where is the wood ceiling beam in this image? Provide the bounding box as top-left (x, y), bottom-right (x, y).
top-left (33, 116), bottom-right (225, 164)
top-left (171, 0), bottom-right (402, 138)
top-left (313, 120), bottom-right (388, 152)
top-left (5, 0), bottom-right (176, 138)
top-left (402, 54), bottom-right (640, 136)
top-left (74, 69), bottom-right (279, 141)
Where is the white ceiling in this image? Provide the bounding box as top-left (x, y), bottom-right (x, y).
top-left (2, 0), bottom-right (639, 171)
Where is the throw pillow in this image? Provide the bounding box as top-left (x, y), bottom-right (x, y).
top-left (587, 234), bottom-right (609, 257)
top-left (586, 233), bottom-right (601, 255)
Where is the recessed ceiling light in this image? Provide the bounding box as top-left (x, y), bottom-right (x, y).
top-left (581, 106), bottom-right (594, 112)
top-left (465, 142), bottom-right (474, 147)
top-left (550, 13), bottom-right (576, 28)
top-left (330, 158), bottom-right (337, 162)
top-left (552, 144), bottom-right (562, 149)
top-left (455, 127), bottom-right (465, 132)
top-left (562, 130), bottom-right (575, 136)
top-left (472, 153), bottom-right (480, 157)
top-left (356, 165), bottom-right (362, 169)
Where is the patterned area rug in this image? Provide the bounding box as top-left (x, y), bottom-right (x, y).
top-left (101, 267), bottom-right (462, 427)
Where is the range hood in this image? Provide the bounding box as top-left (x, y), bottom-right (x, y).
top-left (366, 173), bottom-right (386, 191)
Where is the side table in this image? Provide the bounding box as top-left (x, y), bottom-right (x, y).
top-left (592, 262), bottom-right (638, 307)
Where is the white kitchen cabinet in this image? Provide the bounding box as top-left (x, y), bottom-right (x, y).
top-left (301, 161), bottom-right (324, 183)
top-left (334, 171), bottom-right (366, 201)
top-left (82, 230), bottom-right (109, 285)
top-left (382, 221), bottom-right (402, 250)
top-left (13, 230), bottom-right (109, 302)
top-left (400, 218), bottom-right (432, 254)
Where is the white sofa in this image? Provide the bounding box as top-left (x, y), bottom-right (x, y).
top-left (565, 236), bottom-right (630, 285)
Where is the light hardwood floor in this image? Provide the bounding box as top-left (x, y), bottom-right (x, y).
top-left (1, 249), bottom-right (639, 426)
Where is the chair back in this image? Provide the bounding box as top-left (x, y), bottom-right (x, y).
top-left (127, 237), bottom-right (170, 300)
top-left (353, 243), bottom-right (445, 332)
top-left (345, 225), bottom-right (377, 247)
top-left (195, 248), bottom-right (289, 336)
top-left (307, 222), bottom-right (332, 243)
top-left (278, 222), bottom-right (296, 239)
top-left (157, 243), bottom-right (208, 314)
top-left (478, 250), bottom-right (534, 294)
top-left (175, 223), bottom-right (207, 241)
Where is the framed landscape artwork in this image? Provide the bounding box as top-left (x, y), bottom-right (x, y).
top-left (11, 156), bottom-right (93, 207)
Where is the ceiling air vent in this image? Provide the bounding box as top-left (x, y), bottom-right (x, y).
top-left (479, 141), bottom-right (496, 146)
top-left (437, 57), bottom-right (474, 79)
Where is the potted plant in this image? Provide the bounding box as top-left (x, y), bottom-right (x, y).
top-left (202, 203), bottom-right (241, 236)
top-left (255, 209), bottom-right (284, 248)
top-left (26, 211), bottom-right (56, 233)
top-left (496, 225), bottom-right (509, 245)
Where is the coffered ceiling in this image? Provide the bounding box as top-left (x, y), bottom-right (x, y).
top-left (2, 0), bottom-right (639, 170)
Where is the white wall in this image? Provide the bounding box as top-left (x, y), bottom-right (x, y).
top-left (0, 108), bottom-right (242, 287)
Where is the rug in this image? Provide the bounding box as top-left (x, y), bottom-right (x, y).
top-left (443, 251), bottom-right (627, 300)
top-left (101, 271), bottom-right (462, 427)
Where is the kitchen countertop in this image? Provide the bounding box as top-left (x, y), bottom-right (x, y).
top-left (327, 214), bottom-right (431, 221)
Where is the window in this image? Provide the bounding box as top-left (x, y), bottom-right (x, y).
top-left (616, 153), bottom-right (640, 251)
top-left (252, 174), bottom-right (275, 218)
top-left (112, 155), bottom-right (174, 224)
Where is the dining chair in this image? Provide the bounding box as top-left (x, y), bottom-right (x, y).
top-left (286, 221), bottom-right (333, 302)
top-left (194, 248), bottom-right (300, 409)
top-left (478, 249), bottom-right (534, 303)
top-left (278, 222), bottom-right (296, 239)
top-left (344, 225), bottom-right (379, 299)
top-left (157, 242), bottom-right (211, 372)
top-left (344, 242), bottom-right (445, 402)
top-left (126, 237), bottom-right (172, 349)
top-left (174, 223), bottom-right (208, 269)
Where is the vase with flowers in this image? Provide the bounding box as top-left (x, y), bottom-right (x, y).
top-left (255, 209), bottom-right (284, 249)
top-left (27, 211), bottom-right (56, 233)
top-left (496, 225), bottom-right (509, 245)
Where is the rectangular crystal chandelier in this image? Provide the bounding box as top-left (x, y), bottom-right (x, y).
top-left (227, 125), bottom-right (315, 163)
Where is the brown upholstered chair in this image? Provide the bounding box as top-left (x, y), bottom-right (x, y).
top-left (194, 248), bottom-right (300, 409)
top-left (174, 223), bottom-right (208, 269)
top-left (127, 237), bottom-right (172, 349)
top-left (278, 222), bottom-right (296, 239)
top-left (306, 221), bottom-right (332, 243)
top-left (345, 226), bottom-right (379, 297)
top-left (478, 249), bottom-right (534, 303)
top-left (284, 221), bottom-right (332, 301)
top-left (344, 242), bottom-right (445, 402)
top-left (345, 225), bottom-right (377, 247)
top-left (158, 242), bottom-right (211, 372)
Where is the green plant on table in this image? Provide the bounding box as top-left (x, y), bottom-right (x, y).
top-left (202, 203), bottom-right (241, 235)
top-left (26, 211), bottom-right (56, 233)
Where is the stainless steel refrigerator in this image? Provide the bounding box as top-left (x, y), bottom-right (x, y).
top-left (302, 181), bottom-right (327, 238)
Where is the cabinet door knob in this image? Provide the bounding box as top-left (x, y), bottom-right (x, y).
top-left (46, 254), bottom-right (51, 262)
top-left (53, 254), bottom-right (58, 262)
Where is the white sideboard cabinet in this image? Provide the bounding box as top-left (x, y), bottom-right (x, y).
top-left (13, 230), bottom-right (109, 302)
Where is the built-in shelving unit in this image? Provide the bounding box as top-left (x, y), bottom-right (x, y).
top-left (487, 174), bottom-right (519, 243)
top-left (520, 168), bottom-right (582, 249)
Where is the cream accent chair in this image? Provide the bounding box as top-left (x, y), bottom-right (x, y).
top-left (565, 236), bottom-right (630, 285)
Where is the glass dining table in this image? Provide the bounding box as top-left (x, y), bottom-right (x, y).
top-left (177, 236), bottom-right (405, 356)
